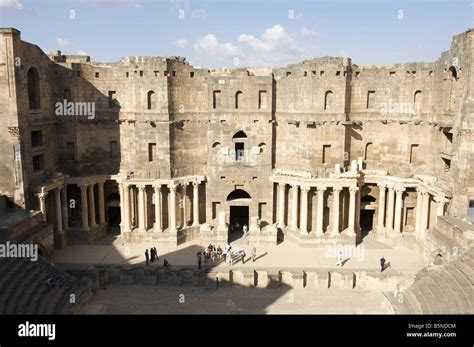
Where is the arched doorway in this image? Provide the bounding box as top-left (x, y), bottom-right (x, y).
top-left (106, 193), bottom-right (121, 232)
top-left (226, 189), bottom-right (251, 242)
top-left (360, 194), bottom-right (376, 240)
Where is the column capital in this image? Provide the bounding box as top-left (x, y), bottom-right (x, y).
top-left (416, 186), bottom-right (427, 194)
top-left (349, 186), bottom-right (358, 194)
top-left (168, 183), bottom-right (177, 191)
top-left (317, 186), bottom-right (327, 192)
top-left (78, 182), bottom-right (88, 190)
top-left (394, 186), bottom-right (405, 194)
top-left (434, 195), bottom-right (449, 203)
top-left (278, 182), bottom-right (286, 190)
top-left (290, 183), bottom-right (299, 189)
top-left (153, 184), bottom-right (162, 191)
top-left (192, 181), bottom-right (200, 188)
top-left (37, 192), bottom-right (48, 200)
top-left (377, 182), bottom-right (387, 189)
top-left (332, 186), bottom-right (342, 193)
top-left (301, 185), bottom-right (310, 192)
top-left (137, 184), bottom-right (146, 191)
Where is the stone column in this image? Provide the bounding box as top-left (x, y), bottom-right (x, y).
top-left (415, 188), bottom-right (423, 234)
top-left (421, 191), bottom-right (430, 233)
top-left (54, 188), bottom-right (63, 233)
top-left (435, 196), bottom-right (447, 217)
top-left (393, 187), bottom-right (405, 233)
top-left (300, 185), bottom-right (309, 235)
top-left (61, 185), bottom-right (68, 230)
top-left (79, 183), bottom-right (89, 231)
top-left (122, 183), bottom-right (130, 232)
top-left (154, 185), bottom-right (162, 232)
top-left (98, 180), bottom-right (105, 224)
top-left (315, 186), bottom-right (327, 236)
top-left (168, 183), bottom-right (177, 232)
top-left (347, 187), bottom-right (358, 236)
top-left (88, 183), bottom-right (97, 228)
top-left (192, 181), bottom-right (200, 226)
top-left (385, 185), bottom-right (395, 230)
top-left (377, 184), bottom-right (386, 230)
top-left (137, 184), bottom-right (146, 231)
top-left (291, 184), bottom-right (299, 232)
top-left (331, 186), bottom-right (342, 236)
top-left (38, 192), bottom-right (48, 222)
top-left (182, 183), bottom-right (188, 228)
top-left (278, 182), bottom-right (286, 227)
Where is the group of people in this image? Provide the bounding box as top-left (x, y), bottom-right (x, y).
top-left (196, 244), bottom-right (258, 267)
top-left (144, 247), bottom-right (170, 270)
top-left (144, 247), bottom-right (158, 265)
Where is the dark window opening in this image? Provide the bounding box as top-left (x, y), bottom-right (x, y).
top-left (367, 90), bottom-right (375, 109)
top-left (27, 68), bottom-right (41, 110)
top-left (235, 142), bottom-right (244, 161)
top-left (213, 90), bottom-right (221, 109)
top-left (31, 130), bottom-right (43, 147)
top-left (148, 143), bottom-right (156, 161)
top-left (322, 144), bottom-right (331, 164)
top-left (32, 154), bottom-right (44, 171)
top-left (108, 91), bottom-right (116, 108)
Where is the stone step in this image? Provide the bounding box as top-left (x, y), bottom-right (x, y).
top-left (453, 260), bottom-right (474, 285)
top-left (5, 262), bottom-right (42, 314)
top-left (411, 286), bottom-right (432, 314)
top-left (0, 259), bottom-right (24, 291)
top-left (416, 277), bottom-right (441, 314)
top-left (0, 260), bottom-right (33, 313)
top-left (441, 268), bottom-right (472, 314)
top-left (18, 270), bottom-right (50, 314)
top-left (423, 275), bottom-right (453, 314)
top-left (402, 289), bottom-right (423, 314)
top-left (429, 270), bottom-right (463, 314)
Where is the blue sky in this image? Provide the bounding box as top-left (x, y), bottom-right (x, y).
top-left (0, 0), bottom-right (472, 67)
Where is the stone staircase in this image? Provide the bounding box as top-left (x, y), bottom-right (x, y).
top-left (386, 248), bottom-right (474, 314)
top-left (0, 256), bottom-right (92, 314)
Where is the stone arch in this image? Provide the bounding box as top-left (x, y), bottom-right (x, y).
top-left (235, 91), bottom-right (243, 109)
top-left (226, 189), bottom-right (251, 201)
top-left (324, 90), bottom-right (333, 110)
top-left (27, 67), bottom-right (41, 109)
top-left (364, 142), bottom-right (373, 161)
top-left (232, 130), bottom-right (247, 140)
top-left (147, 90), bottom-right (155, 110)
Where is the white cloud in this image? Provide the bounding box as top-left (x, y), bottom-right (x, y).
top-left (56, 37), bottom-right (70, 49)
top-left (191, 9), bottom-right (207, 19)
top-left (238, 25), bottom-right (304, 66)
top-left (300, 27), bottom-right (320, 38)
top-left (194, 34), bottom-right (240, 62)
top-left (192, 25), bottom-right (308, 67)
top-left (77, 50), bottom-right (89, 56)
top-left (0, 0), bottom-right (23, 10)
top-left (174, 39), bottom-right (188, 49)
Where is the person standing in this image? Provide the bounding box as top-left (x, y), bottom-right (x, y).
top-left (251, 245), bottom-right (256, 262)
top-left (380, 256), bottom-right (386, 272)
top-left (145, 249), bottom-right (149, 266)
top-left (150, 248), bottom-right (155, 263)
top-left (336, 249), bottom-right (343, 267)
top-left (154, 247), bottom-right (159, 261)
top-left (240, 249), bottom-right (246, 264)
top-left (243, 224), bottom-right (248, 236)
top-left (197, 251), bottom-right (202, 269)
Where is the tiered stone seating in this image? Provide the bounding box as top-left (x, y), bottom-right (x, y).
top-left (387, 248), bottom-right (474, 314)
top-left (0, 256), bottom-right (91, 314)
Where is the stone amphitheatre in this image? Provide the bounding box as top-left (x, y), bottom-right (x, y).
top-left (0, 27), bottom-right (472, 314)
